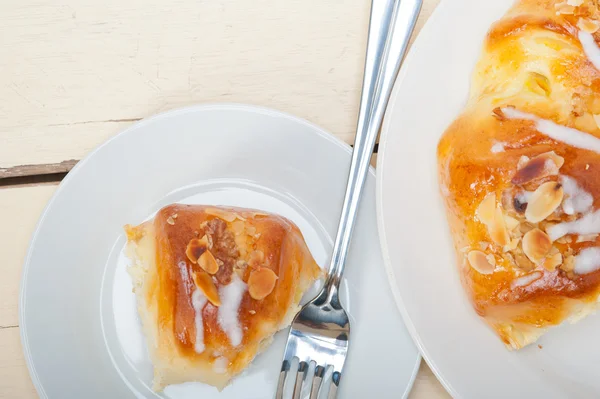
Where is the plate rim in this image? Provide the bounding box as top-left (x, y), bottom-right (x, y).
top-left (375, 0), bottom-right (471, 397)
top-left (19, 102), bottom-right (421, 398)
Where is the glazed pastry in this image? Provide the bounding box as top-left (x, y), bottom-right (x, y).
top-left (437, 0), bottom-right (600, 349)
top-left (124, 205), bottom-right (322, 390)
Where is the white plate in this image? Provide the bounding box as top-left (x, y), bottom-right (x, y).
top-left (19, 104), bottom-right (420, 398)
top-left (377, 0), bottom-right (600, 398)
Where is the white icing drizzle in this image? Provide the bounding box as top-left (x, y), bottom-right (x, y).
top-left (191, 288), bottom-right (208, 353)
top-left (547, 209), bottom-right (600, 241)
top-left (515, 190), bottom-right (533, 207)
top-left (491, 141), bottom-right (506, 153)
top-left (579, 30), bottom-right (600, 71)
top-left (574, 247), bottom-right (600, 274)
top-left (217, 274), bottom-right (247, 347)
top-left (511, 271), bottom-right (543, 289)
top-left (560, 175), bottom-right (593, 215)
top-left (502, 107), bottom-right (600, 154)
top-left (213, 356), bottom-right (229, 374)
top-left (178, 261), bottom-right (191, 295)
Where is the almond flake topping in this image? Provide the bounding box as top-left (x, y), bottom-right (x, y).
top-left (555, 2), bottom-right (575, 15)
top-left (511, 151), bottom-right (564, 185)
top-left (467, 250), bottom-right (495, 274)
top-left (522, 228), bottom-right (552, 263)
top-left (193, 271), bottom-right (221, 306)
top-left (198, 249), bottom-right (220, 274)
top-left (205, 208), bottom-right (245, 222)
top-left (542, 252), bottom-right (563, 271)
top-left (525, 182), bottom-right (564, 223)
top-left (578, 18), bottom-right (600, 34)
top-left (186, 235), bottom-right (210, 264)
top-left (248, 268), bottom-right (278, 300)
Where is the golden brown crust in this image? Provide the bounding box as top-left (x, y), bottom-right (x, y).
top-left (125, 204), bottom-right (322, 389)
top-left (437, 0), bottom-right (600, 349)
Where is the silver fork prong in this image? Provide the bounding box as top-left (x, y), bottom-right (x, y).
top-left (310, 365), bottom-right (325, 399)
top-left (292, 361), bottom-right (308, 399)
top-left (327, 371), bottom-right (341, 399)
top-left (275, 359), bottom-right (291, 399)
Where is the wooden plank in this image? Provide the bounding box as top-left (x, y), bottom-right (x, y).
top-left (0, 185), bottom-right (57, 328)
top-left (0, 327), bottom-right (37, 399)
top-left (0, 160), bottom-right (77, 179)
top-left (410, 362), bottom-right (452, 399)
top-left (0, 0), bottom-right (439, 176)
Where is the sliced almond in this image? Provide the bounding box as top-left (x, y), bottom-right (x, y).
top-left (230, 220), bottom-right (245, 235)
top-left (476, 193), bottom-right (496, 225)
top-left (489, 206), bottom-right (510, 247)
top-left (467, 250), bottom-right (495, 274)
top-left (248, 268), bottom-right (278, 300)
top-left (519, 222), bottom-right (535, 234)
top-left (522, 228), bottom-right (552, 263)
top-left (198, 249), bottom-right (220, 274)
top-left (511, 151), bottom-right (563, 185)
top-left (205, 207), bottom-right (245, 222)
top-left (514, 253), bottom-right (536, 271)
top-left (504, 238), bottom-right (520, 252)
top-left (579, 18), bottom-right (600, 34)
top-left (567, 0), bottom-right (583, 5)
top-left (167, 216), bottom-right (175, 225)
top-left (542, 252), bottom-right (563, 271)
top-left (193, 271), bottom-right (221, 306)
top-left (246, 225), bottom-right (257, 236)
top-left (248, 250), bottom-right (265, 269)
top-left (186, 235), bottom-right (209, 264)
top-left (555, 2), bottom-right (575, 14)
top-left (504, 215), bottom-right (520, 231)
top-left (561, 255), bottom-right (576, 272)
top-left (525, 182), bottom-right (564, 223)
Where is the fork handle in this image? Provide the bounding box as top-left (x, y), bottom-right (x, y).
top-left (325, 0), bottom-right (422, 293)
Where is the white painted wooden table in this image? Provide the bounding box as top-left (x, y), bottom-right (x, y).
top-left (0, 1), bottom-right (450, 397)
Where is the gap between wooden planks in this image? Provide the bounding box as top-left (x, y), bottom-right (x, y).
top-left (0, 0), bottom-right (438, 180)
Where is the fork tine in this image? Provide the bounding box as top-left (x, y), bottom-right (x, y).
top-left (326, 371), bottom-right (342, 399)
top-left (292, 361), bottom-right (308, 399)
top-left (310, 365), bottom-right (325, 399)
top-left (275, 359), bottom-right (291, 399)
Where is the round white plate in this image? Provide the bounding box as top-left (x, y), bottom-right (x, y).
top-left (377, 0), bottom-right (600, 398)
top-left (20, 104), bottom-right (420, 398)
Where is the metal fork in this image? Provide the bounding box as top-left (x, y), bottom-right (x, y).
top-left (275, 1), bottom-right (422, 398)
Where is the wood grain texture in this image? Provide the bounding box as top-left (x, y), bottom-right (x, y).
top-left (0, 0), bottom-right (438, 175)
top-left (0, 327), bottom-right (37, 399)
top-left (0, 185), bottom-right (57, 328)
top-left (0, 160), bottom-right (77, 179)
top-left (409, 362), bottom-right (452, 399)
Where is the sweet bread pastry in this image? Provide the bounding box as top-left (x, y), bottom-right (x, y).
top-left (437, 0), bottom-right (600, 349)
top-left (124, 205), bottom-right (322, 390)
